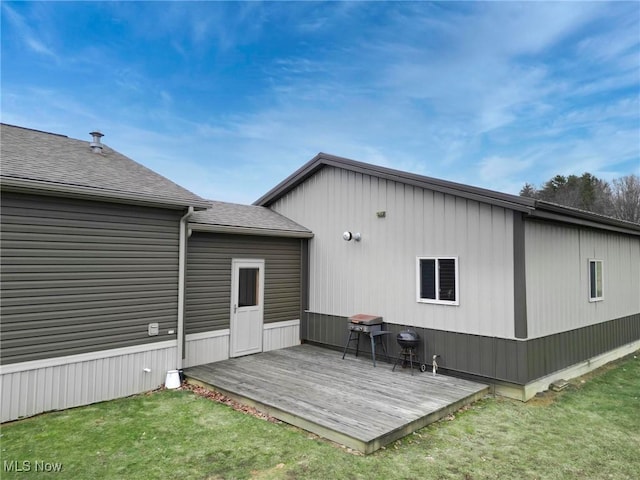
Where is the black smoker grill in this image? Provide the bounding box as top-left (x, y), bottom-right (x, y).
top-left (341, 314), bottom-right (390, 367)
top-left (392, 330), bottom-right (427, 375)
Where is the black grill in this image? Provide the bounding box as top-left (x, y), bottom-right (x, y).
top-left (392, 330), bottom-right (425, 375)
top-left (396, 330), bottom-right (420, 349)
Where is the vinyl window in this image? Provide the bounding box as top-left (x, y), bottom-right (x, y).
top-left (417, 257), bottom-right (459, 305)
top-left (588, 259), bottom-right (603, 302)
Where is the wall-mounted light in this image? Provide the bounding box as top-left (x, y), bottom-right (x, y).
top-left (343, 231), bottom-right (361, 242)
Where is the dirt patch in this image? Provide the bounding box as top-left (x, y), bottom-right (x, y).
top-left (527, 389), bottom-right (561, 406)
top-left (181, 383), bottom-right (281, 424)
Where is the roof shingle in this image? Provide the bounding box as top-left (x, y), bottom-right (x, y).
top-left (0, 123), bottom-right (210, 209)
top-left (190, 200), bottom-right (312, 238)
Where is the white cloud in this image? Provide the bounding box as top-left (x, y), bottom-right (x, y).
top-left (467, 2), bottom-right (602, 56)
top-left (480, 156), bottom-right (532, 181)
top-left (2, 1), bottom-right (637, 203)
top-left (576, 8), bottom-right (640, 65)
top-left (1, 3), bottom-right (58, 59)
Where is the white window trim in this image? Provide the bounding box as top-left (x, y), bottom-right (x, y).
top-left (416, 256), bottom-right (460, 306)
top-left (588, 258), bottom-right (604, 302)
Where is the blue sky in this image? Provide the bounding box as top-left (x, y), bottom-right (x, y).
top-left (2, 1), bottom-right (639, 204)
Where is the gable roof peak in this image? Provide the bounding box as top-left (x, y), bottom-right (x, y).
top-left (254, 152), bottom-right (536, 212)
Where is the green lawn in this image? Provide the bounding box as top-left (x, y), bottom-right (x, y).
top-left (1, 353), bottom-right (638, 480)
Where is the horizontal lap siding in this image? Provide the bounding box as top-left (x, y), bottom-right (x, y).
top-left (186, 233), bottom-right (302, 334)
top-left (0, 192), bottom-right (181, 364)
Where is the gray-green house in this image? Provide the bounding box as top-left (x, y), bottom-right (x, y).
top-left (0, 124), bottom-right (309, 422)
top-left (2, 124), bottom-right (638, 422)
top-left (255, 153), bottom-right (640, 400)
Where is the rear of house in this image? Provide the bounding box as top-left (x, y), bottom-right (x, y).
top-left (2, 125), bottom-right (637, 422)
top-left (256, 153), bottom-right (640, 400)
top-left (0, 124), bottom-right (210, 422)
top-left (1, 125), bottom-right (311, 422)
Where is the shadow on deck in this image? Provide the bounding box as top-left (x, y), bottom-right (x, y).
top-left (183, 344), bottom-right (489, 454)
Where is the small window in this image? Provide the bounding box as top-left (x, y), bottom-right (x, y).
top-left (589, 259), bottom-right (603, 302)
top-left (417, 257), bottom-right (459, 305)
top-left (238, 267), bottom-right (259, 307)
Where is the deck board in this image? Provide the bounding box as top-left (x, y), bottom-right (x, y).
top-left (184, 344), bottom-right (489, 453)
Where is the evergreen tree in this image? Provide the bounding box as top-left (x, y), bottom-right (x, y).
top-left (520, 172), bottom-right (639, 223)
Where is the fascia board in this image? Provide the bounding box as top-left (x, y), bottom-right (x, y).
top-left (255, 153), bottom-right (535, 213)
top-left (528, 208), bottom-right (640, 236)
top-left (253, 156), bottom-right (325, 206)
top-left (189, 222), bottom-right (314, 238)
top-left (320, 157), bottom-right (535, 213)
top-left (1, 177), bottom-right (211, 210)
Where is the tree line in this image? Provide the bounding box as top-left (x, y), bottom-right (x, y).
top-left (520, 173), bottom-right (640, 224)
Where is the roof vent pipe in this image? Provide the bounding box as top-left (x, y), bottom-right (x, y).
top-left (89, 131), bottom-right (104, 153)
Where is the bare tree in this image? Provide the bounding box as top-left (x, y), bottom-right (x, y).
top-left (610, 175), bottom-right (640, 224)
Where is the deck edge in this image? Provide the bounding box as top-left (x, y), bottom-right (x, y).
top-left (185, 375), bottom-right (489, 454)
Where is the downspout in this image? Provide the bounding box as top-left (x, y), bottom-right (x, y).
top-left (177, 206), bottom-right (194, 369)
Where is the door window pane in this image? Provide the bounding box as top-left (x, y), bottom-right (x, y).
top-left (238, 268), bottom-right (259, 307)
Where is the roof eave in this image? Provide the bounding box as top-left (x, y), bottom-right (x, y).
top-left (253, 153), bottom-right (326, 207)
top-left (254, 153), bottom-right (536, 213)
top-left (189, 222), bottom-right (314, 238)
top-left (1, 177), bottom-right (211, 210)
top-left (530, 201), bottom-right (640, 236)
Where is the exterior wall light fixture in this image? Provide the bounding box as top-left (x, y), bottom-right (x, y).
top-left (343, 231), bottom-right (361, 242)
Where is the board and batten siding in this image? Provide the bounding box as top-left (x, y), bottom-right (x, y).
top-left (524, 219), bottom-right (640, 339)
top-left (186, 233), bottom-right (303, 335)
top-left (1, 191), bottom-right (182, 365)
top-left (270, 166), bottom-right (516, 338)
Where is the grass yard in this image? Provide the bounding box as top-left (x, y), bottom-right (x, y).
top-left (1, 353), bottom-right (638, 480)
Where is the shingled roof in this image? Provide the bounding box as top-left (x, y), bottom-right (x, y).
top-left (0, 123), bottom-right (210, 210)
top-left (190, 200), bottom-right (312, 238)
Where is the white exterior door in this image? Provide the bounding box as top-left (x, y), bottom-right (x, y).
top-left (230, 259), bottom-right (264, 357)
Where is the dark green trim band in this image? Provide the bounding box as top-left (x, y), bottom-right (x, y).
top-left (513, 212), bottom-right (528, 339)
top-left (303, 312), bottom-right (640, 385)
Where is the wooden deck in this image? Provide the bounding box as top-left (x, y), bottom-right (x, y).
top-left (184, 344), bottom-right (489, 454)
